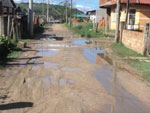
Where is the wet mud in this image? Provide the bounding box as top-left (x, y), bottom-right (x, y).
top-left (0, 24), bottom-right (150, 113)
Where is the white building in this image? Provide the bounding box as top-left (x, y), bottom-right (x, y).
top-left (86, 9), bottom-right (107, 23)
top-left (86, 10), bottom-right (96, 23)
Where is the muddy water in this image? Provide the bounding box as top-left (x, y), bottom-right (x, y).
top-left (36, 49), bottom-right (60, 57)
top-left (2, 37), bottom-right (150, 113)
top-left (83, 48), bottom-right (104, 63)
top-left (72, 39), bottom-right (89, 45)
top-left (78, 41), bottom-right (150, 113)
top-left (94, 61), bottom-right (150, 113)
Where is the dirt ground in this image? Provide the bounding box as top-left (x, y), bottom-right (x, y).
top-left (0, 24), bottom-right (150, 113)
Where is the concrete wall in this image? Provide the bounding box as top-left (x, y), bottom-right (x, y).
top-left (122, 30), bottom-right (144, 54)
top-left (96, 9), bottom-right (107, 23)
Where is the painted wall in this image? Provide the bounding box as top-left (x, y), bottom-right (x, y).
top-left (96, 9), bottom-right (107, 23)
top-left (90, 15), bottom-right (96, 23)
top-left (110, 4), bottom-right (150, 30)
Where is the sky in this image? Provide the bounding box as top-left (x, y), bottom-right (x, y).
top-left (14, 0), bottom-right (99, 12)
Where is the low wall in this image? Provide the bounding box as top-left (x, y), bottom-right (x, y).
top-left (122, 30), bottom-right (144, 54)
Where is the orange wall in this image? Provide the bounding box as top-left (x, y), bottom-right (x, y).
top-left (109, 4), bottom-right (150, 30)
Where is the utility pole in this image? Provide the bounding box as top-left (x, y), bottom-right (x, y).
top-left (29, 0), bottom-right (33, 36)
top-left (69, 0), bottom-right (72, 27)
top-left (125, 0), bottom-right (130, 28)
top-left (42, 0), bottom-right (44, 15)
top-left (66, 0), bottom-right (68, 23)
top-left (47, 0), bottom-right (49, 22)
top-left (115, 0), bottom-right (121, 43)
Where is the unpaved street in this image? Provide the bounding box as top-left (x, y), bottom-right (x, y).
top-left (0, 24), bottom-right (150, 113)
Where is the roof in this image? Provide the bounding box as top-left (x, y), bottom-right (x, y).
top-left (121, 0), bottom-right (150, 4)
top-left (87, 10), bottom-right (96, 13)
top-left (86, 10), bottom-right (96, 15)
top-left (10, 0), bottom-right (16, 8)
top-left (74, 14), bottom-right (90, 18)
top-left (100, 0), bottom-right (150, 8)
top-left (1, 0), bottom-right (16, 8)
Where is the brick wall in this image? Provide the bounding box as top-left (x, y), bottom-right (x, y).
top-left (122, 30), bottom-right (144, 54)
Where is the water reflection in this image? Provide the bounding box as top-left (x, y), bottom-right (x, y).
top-left (36, 49), bottom-right (60, 57)
top-left (94, 64), bottom-right (150, 113)
top-left (83, 48), bottom-right (104, 63)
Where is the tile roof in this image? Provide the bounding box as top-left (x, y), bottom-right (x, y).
top-left (100, 0), bottom-right (150, 8)
top-left (121, 0), bottom-right (150, 4)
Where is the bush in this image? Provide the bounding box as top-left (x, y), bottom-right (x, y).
top-left (66, 22), bottom-right (115, 38)
top-left (0, 35), bottom-right (19, 60)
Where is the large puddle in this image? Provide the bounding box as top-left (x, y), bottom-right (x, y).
top-left (94, 65), bottom-right (150, 113)
top-left (36, 43), bottom-right (78, 48)
top-left (36, 49), bottom-right (60, 57)
top-left (83, 48), bottom-right (104, 63)
top-left (72, 39), bottom-right (89, 45)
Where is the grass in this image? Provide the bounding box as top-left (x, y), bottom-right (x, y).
top-left (65, 23), bottom-right (115, 38)
top-left (0, 48), bottom-right (22, 66)
top-left (43, 23), bottom-right (50, 28)
top-left (111, 43), bottom-right (143, 57)
top-left (111, 43), bottom-right (150, 81)
top-left (7, 50), bottom-right (21, 59)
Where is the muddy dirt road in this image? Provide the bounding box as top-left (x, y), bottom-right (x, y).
top-left (0, 24), bottom-right (150, 113)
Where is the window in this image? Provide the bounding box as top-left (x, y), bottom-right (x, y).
top-left (128, 9), bottom-right (136, 25)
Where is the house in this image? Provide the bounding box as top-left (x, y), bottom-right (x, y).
top-left (0, 0), bottom-right (16, 35)
top-left (86, 9), bottom-right (107, 25)
top-left (100, 0), bottom-right (150, 30)
top-left (96, 9), bottom-right (107, 23)
top-left (86, 10), bottom-right (96, 23)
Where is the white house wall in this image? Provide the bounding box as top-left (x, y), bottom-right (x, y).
top-left (90, 15), bottom-right (96, 23)
top-left (96, 9), bottom-right (107, 23)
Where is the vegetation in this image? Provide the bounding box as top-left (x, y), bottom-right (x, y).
top-left (66, 23), bottom-right (115, 38)
top-left (111, 43), bottom-right (150, 81)
top-left (17, 3), bottom-right (83, 17)
top-left (0, 35), bottom-right (21, 65)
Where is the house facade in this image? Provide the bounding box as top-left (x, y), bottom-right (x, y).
top-left (100, 0), bottom-right (150, 30)
top-left (86, 10), bottom-right (96, 23)
top-left (86, 9), bottom-right (107, 24)
top-left (0, 0), bottom-right (16, 35)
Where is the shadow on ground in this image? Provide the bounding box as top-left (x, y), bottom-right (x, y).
top-left (0, 102), bottom-right (33, 110)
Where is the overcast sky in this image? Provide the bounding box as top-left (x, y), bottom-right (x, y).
top-left (14, 0), bottom-right (99, 12)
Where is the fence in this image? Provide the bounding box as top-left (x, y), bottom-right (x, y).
top-left (121, 23), bottom-right (150, 56)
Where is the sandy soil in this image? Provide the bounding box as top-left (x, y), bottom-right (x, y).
top-left (0, 24), bottom-right (150, 113)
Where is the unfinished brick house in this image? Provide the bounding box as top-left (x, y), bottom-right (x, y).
top-left (0, 0), bottom-right (16, 35)
top-left (100, 0), bottom-right (150, 30)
